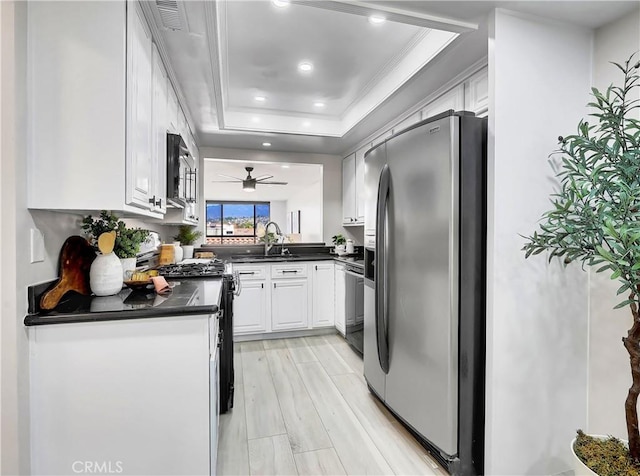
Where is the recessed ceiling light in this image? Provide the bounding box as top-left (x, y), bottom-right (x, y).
top-left (302, 121), bottom-right (311, 127)
top-left (262, 142), bottom-right (272, 147)
top-left (271, 0), bottom-right (290, 7)
top-left (369, 15), bottom-right (386, 25)
top-left (254, 96), bottom-right (266, 102)
top-left (281, 165), bottom-right (290, 168)
top-left (313, 102), bottom-right (325, 108)
top-left (251, 117), bottom-right (261, 123)
top-left (298, 62), bottom-right (314, 73)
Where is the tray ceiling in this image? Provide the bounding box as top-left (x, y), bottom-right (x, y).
top-left (149, 0), bottom-right (464, 141)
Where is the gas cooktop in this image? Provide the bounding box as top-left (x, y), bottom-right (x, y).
top-left (156, 260), bottom-right (226, 278)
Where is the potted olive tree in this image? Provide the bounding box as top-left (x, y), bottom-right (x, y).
top-left (523, 54), bottom-right (640, 474)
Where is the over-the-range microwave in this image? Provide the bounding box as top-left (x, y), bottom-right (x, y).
top-left (166, 133), bottom-right (196, 208)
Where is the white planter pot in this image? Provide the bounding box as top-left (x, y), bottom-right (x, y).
top-left (173, 242), bottom-right (183, 263)
top-left (120, 257), bottom-right (137, 281)
top-left (182, 245), bottom-right (195, 260)
top-left (335, 245), bottom-right (346, 255)
top-left (90, 252), bottom-right (123, 296)
top-left (571, 434), bottom-right (622, 476)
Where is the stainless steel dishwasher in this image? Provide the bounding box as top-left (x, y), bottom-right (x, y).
top-left (345, 261), bottom-right (364, 355)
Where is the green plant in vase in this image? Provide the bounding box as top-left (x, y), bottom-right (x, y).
top-left (174, 225), bottom-right (203, 260)
top-left (82, 211), bottom-right (150, 259)
top-left (523, 54), bottom-right (640, 472)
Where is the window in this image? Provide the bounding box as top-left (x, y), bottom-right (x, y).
top-left (206, 201), bottom-right (270, 245)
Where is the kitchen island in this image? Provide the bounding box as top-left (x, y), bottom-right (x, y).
top-left (25, 278), bottom-right (225, 476)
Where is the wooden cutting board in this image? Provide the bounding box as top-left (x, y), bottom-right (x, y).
top-left (40, 236), bottom-right (97, 310)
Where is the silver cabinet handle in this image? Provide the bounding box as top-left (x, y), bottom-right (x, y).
top-left (375, 163), bottom-right (390, 374)
top-left (239, 271), bottom-right (255, 275)
top-left (282, 270), bottom-right (298, 274)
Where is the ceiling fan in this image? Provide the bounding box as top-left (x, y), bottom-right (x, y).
top-left (211, 166), bottom-right (288, 192)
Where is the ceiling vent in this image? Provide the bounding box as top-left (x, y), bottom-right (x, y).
top-left (155, 0), bottom-right (183, 31)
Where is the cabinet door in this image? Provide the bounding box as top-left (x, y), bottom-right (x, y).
top-left (312, 263), bottom-right (335, 328)
top-left (334, 266), bottom-right (346, 335)
top-left (271, 279), bottom-right (308, 331)
top-left (421, 85), bottom-right (464, 121)
top-left (464, 68), bottom-right (488, 117)
top-left (342, 154), bottom-right (356, 224)
top-left (234, 280), bottom-right (268, 335)
top-left (151, 45), bottom-right (167, 213)
top-left (210, 347), bottom-right (219, 473)
top-left (167, 84), bottom-right (178, 133)
top-left (126, 4), bottom-right (154, 210)
top-left (355, 147), bottom-right (366, 224)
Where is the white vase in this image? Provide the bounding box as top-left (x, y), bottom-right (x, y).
top-left (182, 245), bottom-right (194, 260)
top-left (90, 252), bottom-right (123, 296)
top-left (120, 257), bottom-right (137, 281)
top-left (173, 242), bottom-right (183, 263)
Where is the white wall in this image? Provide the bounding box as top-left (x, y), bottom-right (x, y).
top-left (270, 200), bottom-right (287, 234)
top-left (286, 179), bottom-right (323, 242)
top-left (2, 3), bottom-right (89, 473)
top-left (588, 6), bottom-right (640, 439)
top-left (199, 147), bottom-right (342, 245)
top-left (485, 9), bottom-right (592, 475)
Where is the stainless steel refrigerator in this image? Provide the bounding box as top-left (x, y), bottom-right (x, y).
top-left (363, 110), bottom-right (486, 476)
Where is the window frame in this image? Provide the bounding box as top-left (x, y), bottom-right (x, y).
top-left (205, 201), bottom-right (270, 241)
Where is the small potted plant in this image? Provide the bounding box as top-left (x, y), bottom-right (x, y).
top-left (82, 211), bottom-right (150, 281)
top-left (523, 54), bottom-right (640, 474)
top-left (174, 225), bottom-right (203, 260)
top-left (332, 234), bottom-right (347, 255)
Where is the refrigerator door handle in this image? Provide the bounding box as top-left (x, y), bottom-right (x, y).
top-left (375, 164), bottom-right (390, 374)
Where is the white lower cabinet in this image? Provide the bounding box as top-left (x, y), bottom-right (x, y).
top-left (233, 272), bottom-right (268, 335)
top-left (29, 315), bottom-right (212, 476)
top-left (312, 262), bottom-right (335, 328)
top-left (271, 279), bottom-right (309, 331)
top-left (334, 264), bottom-right (346, 335)
top-left (233, 261), bottom-right (338, 336)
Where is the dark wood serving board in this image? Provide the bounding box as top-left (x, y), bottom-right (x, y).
top-left (40, 236), bottom-right (96, 310)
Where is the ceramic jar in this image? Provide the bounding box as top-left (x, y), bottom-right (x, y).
top-left (182, 245), bottom-right (195, 260)
top-left (173, 242), bottom-right (183, 263)
top-left (90, 252), bottom-right (123, 296)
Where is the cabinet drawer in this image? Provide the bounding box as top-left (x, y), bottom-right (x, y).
top-left (271, 263), bottom-right (307, 279)
top-left (234, 265), bottom-right (267, 280)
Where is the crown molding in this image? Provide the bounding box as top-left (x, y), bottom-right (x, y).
top-left (292, 1), bottom-right (478, 33)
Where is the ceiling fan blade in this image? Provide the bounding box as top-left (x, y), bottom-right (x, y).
top-left (255, 175), bottom-right (274, 181)
top-left (259, 181), bottom-right (288, 185)
top-left (211, 180), bottom-right (242, 183)
top-left (218, 173), bottom-right (244, 181)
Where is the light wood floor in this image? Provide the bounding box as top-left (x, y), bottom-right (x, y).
top-left (217, 333), bottom-right (447, 476)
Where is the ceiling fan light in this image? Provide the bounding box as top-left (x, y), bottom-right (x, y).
top-left (243, 181), bottom-right (256, 192)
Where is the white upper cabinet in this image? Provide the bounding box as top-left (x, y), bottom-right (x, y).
top-left (27, 1), bottom-right (195, 218)
top-left (126, 4), bottom-right (154, 211)
top-left (421, 85), bottom-right (465, 120)
top-left (342, 145), bottom-right (367, 226)
top-left (464, 67), bottom-right (489, 117)
top-left (355, 146), bottom-right (367, 223)
top-left (342, 153), bottom-right (357, 225)
top-left (393, 112), bottom-right (422, 135)
top-left (151, 45), bottom-right (168, 213)
top-left (167, 85), bottom-right (179, 134)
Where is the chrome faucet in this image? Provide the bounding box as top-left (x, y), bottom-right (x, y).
top-left (264, 221), bottom-right (282, 256)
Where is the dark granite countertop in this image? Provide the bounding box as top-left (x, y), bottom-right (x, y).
top-left (228, 254), bottom-right (364, 269)
top-left (24, 278), bottom-right (224, 326)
